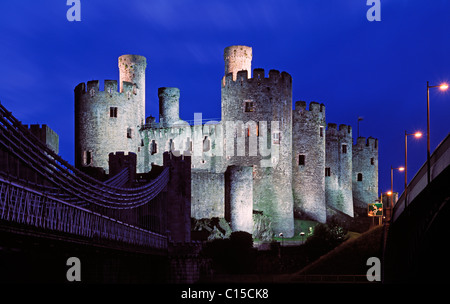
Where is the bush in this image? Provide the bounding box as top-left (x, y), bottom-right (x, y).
top-left (202, 231), bottom-right (256, 274)
top-left (304, 222), bottom-right (348, 262)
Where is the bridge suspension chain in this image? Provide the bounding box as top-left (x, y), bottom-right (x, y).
top-left (0, 102), bottom-right (170, 210)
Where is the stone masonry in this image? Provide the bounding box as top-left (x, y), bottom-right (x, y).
top-left (74, 45), bottom-right (379, 238)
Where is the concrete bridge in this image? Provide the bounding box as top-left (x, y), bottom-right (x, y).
top-left (384, 133), bottom-right (450, 283)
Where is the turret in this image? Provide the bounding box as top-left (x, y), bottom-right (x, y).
top-left (158, 87), bottom-right (181, 128)
top-left (118, 54), bottom-right (147, 125)
top-left (223, 45), bottom-right (252, 81)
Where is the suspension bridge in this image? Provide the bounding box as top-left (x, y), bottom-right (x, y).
top-left (0, 102), bottom-right (192, 283)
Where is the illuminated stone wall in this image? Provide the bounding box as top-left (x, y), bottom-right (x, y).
top-left (292, 101), bottom-right (326, 223)
top-left (225, 165), bottom-right (253, 233)
top-left (325, 123), bottom-right (354, 217)
top-left (352, 137), bottom-right (379, 209)
top-left (74, 78), bottom-right (144, 174)
top-left (221, 65), bottom-right (294, 237)
top-left (73, 46), bottom-right (380, 238)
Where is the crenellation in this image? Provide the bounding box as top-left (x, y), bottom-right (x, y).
top-left (86, 80), bottom-right (99, 93)
top-left (295, 101), bottom-right (307, 110)
top-left (104, 80), bottom-right (118, 94)
top-left (75, 45), bottom-right (379, 239)
top-left (75, 80), bottom-right (137, 98)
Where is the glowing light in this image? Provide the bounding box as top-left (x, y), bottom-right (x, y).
top-left (398, 167), bottom-right (405, 172)
top-left (386, 191), bottom-right (392, 196)
top-left (414, 132), bottom-right (423, 138)
top-left (440, 83), bottom-right (449, 91)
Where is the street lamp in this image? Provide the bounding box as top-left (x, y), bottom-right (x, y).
top-left (404, 131), bottom-right (422, 208)
top-left (426, 82), bottom-right (448, 184)
top-left (389, 166), bottom-right (405, 219)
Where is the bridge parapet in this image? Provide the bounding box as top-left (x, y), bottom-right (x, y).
top-left (393, 133), bottom-right (450, 222)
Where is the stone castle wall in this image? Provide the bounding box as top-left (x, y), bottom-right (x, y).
top-left (221, 67), bottom-right (294, 237)
top-left (325, 123), bottom-right (354, 217)
top-left (292, 101), bottom-right (326, 223)
top-left (73, 45), bottom-right (379, 239)
top-left (352, 137), bottom-right (379, 209)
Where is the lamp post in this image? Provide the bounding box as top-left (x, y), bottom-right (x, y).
top-left (426, 82), bottom-right (448, 184)
top-left (404, 131), bottom-right (422, 208)
top-left (390, 166), bottom-right (405, 220)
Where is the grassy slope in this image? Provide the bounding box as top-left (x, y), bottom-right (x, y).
top-left (288, 225), bottom-right (384, 278)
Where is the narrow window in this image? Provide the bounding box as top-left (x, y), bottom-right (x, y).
top-left (320, 126), bottom-right (324, 137)
top-left (244, 100), bottom-right (255, 112)
top-left (83, 150), bottom-right (93, 166)
top-left (298, 155), bottom-right (305, 166)
top-left (151, 140), bottom-right (157, 155)
top-left (371, 158), bottom-right (375, 165)
top-left (127, 127), bottom-right (132, 139)
top-left (325, 167), bottom-right (331, 177)
top-left (110, 107), bottom-right (117, 118)
top-left (342, 144), bottom-right (347, 154)
top-left (357, 173), bottom-right (363, 181)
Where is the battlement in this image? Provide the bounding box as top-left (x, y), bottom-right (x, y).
top-left (294, 101), bottom-right (325, 113)
top-left (326, 123), bottom-right (352, 138)
top-left (354, 136), bottom-right (378, 150)
top-left (23, 124), bottom-right (59, 154)
top-left (223, 68), bottom-right (292, 87)
top-left (74, 80), bottom-right (137, 97)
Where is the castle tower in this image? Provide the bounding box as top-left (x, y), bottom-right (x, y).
top-left (225, 165), bottom-right (253, 233)
top-left (325, 123), bottom-right (354, 217)
top-left (118, 54), bottom-right (147, 126)
top-left (223, 45), bottom-right (252, 81)
top-left (159, 87), bottom-right (181, 128)
top-left (352, 137), bottom-right (378, 212)
top-left (221, 45), bottom-right (294, 237)
top-left (292, 101), bottom-right (326, 223)
top-left (75, 55), bottom-right (147, 174)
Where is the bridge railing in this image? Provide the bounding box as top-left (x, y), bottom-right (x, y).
top-left (0, 102), bottom-right (170, 209)
top-left (0, 176), bottom-right (167, 249)
top-left (393, 132), bottom-right (450, 222)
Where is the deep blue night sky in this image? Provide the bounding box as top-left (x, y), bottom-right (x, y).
top-left (0, 0), bottom-right (449, 197)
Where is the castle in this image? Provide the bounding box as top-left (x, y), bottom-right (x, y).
top-left (74, 45), bottom-right (378, 238)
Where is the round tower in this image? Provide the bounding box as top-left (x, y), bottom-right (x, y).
top-left (221, 45), bottom-right (294, 237)
top-left (352, 137), bottom-right (378, 212)
top-left (292, 101), bottom-right (327, 223)
top-left (158, 87), bottom-right (180, 128)
top-left (325, 123), bottom-right (354, 217)
top-left (118, 54), bottom-right (147, 125)
top-left (225, 165), bottom-right (253, 233)
top-left (224, 45), bottom-right (252, 81)
top-left (75, 79), bottom-right (143, 174)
